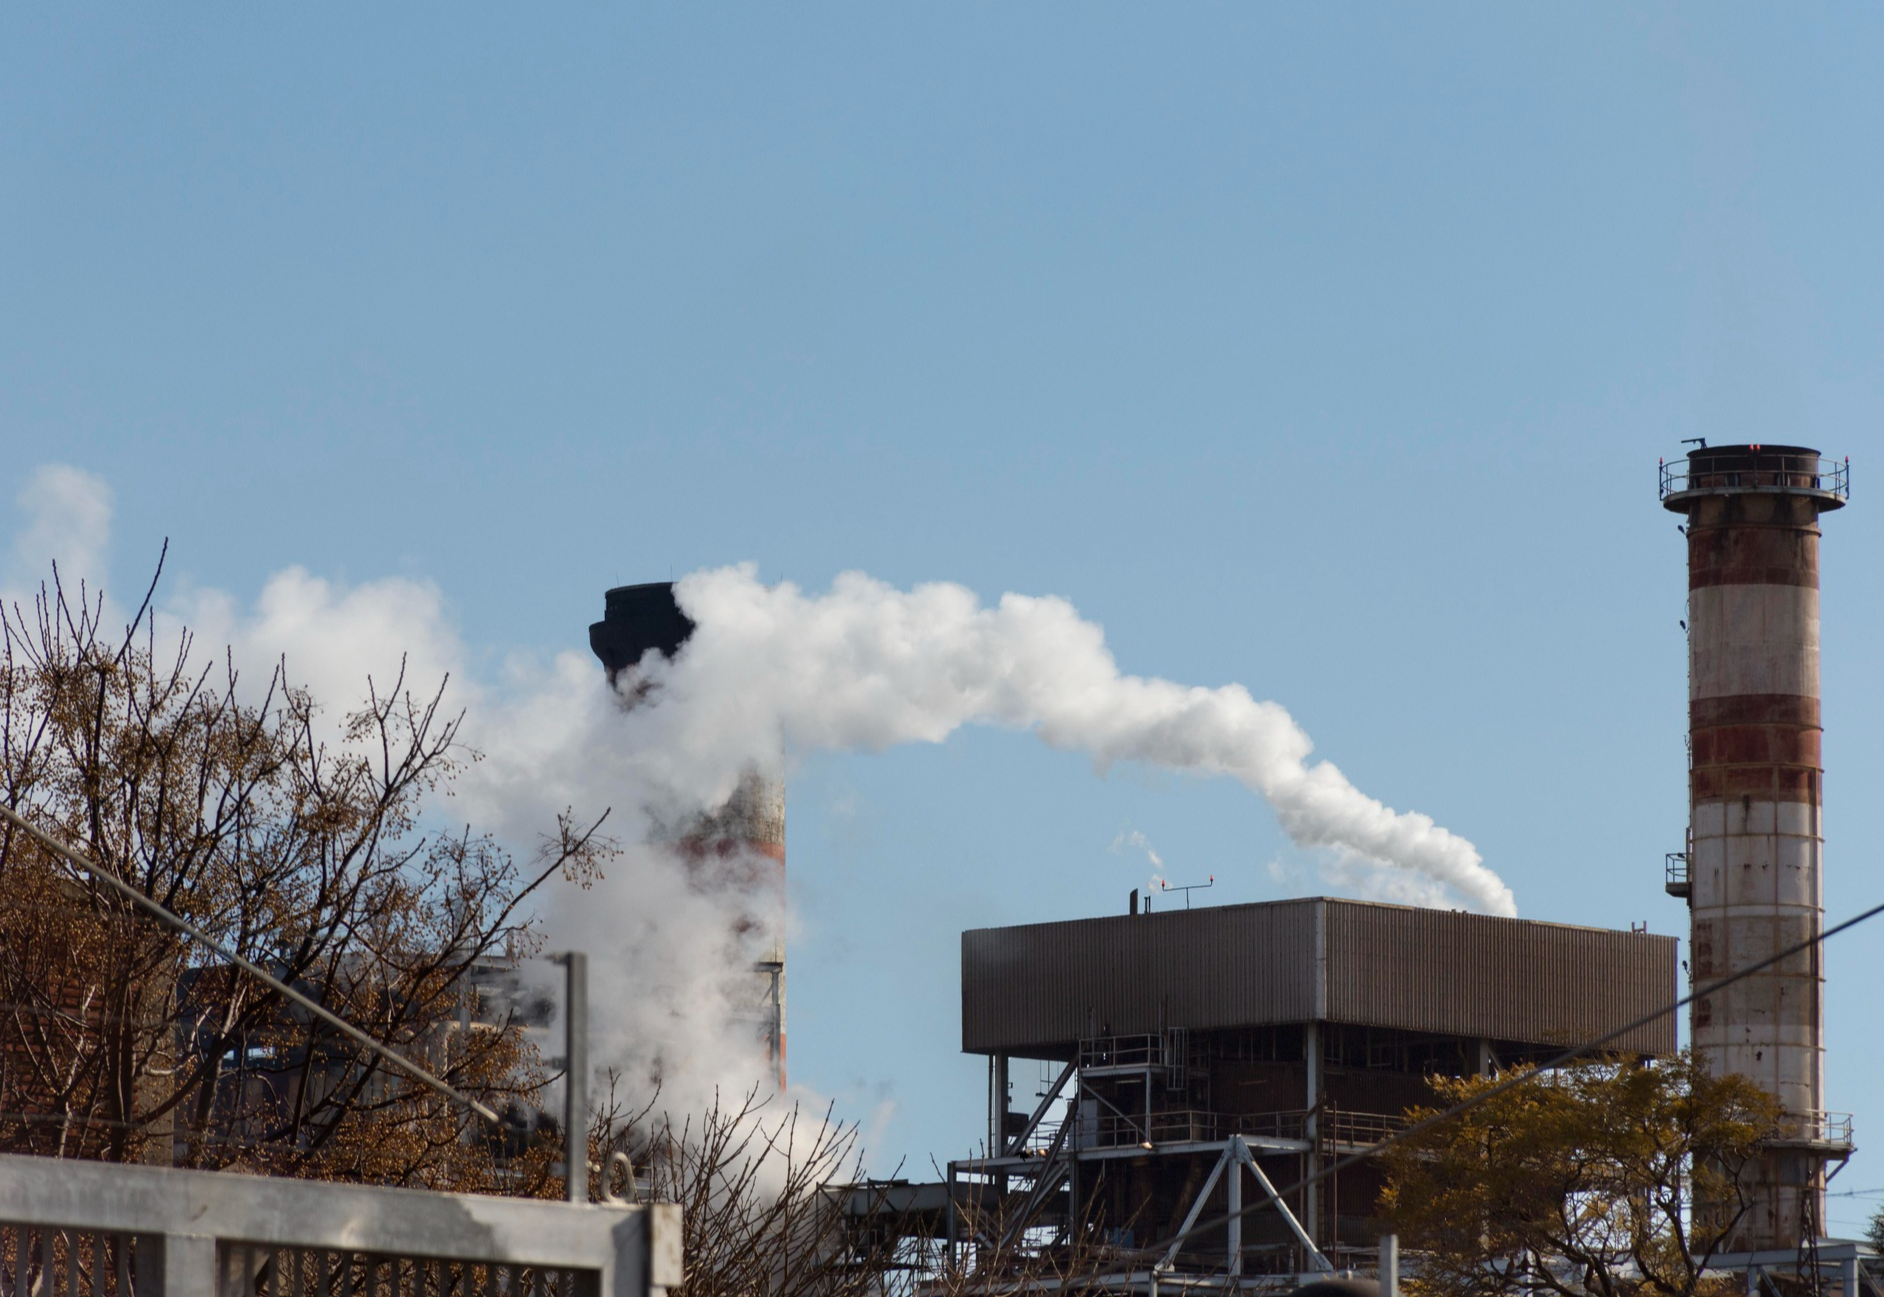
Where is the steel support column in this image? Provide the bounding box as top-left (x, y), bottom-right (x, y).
top-left (1303, 1022), bottom-right (1322, 1244)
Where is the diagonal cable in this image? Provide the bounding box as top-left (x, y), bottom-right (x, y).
top-left (0, 802), bottom-right (501, 1126)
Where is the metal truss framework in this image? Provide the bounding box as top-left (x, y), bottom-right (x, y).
top-left (943, 1032), bottom-right (1399, 1292)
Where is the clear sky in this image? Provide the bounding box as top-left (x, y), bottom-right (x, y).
top-left (6, 5), bottom-right (1884, 1231)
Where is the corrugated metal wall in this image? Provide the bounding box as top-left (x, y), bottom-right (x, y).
top-left (961, 900), bottom-right (1322, 1055)
top-left (1322, 904), bottom-right (1675, 1055)
top-left (961, 899), bottom-right (1676, 1057)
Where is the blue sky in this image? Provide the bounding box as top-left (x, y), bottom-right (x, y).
top-left (6, 5), bottom-right (1884, 1229)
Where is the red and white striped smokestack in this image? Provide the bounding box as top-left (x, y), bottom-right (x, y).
top-left (1662, 444), bottom-right (1851, 1251)
top-left (590, 583), bottom-right (788, 1089)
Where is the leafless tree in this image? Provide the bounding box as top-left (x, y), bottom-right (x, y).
top-left (0, 555), bottom-right (606, 1189)
top-left (588, 1078), bottom-right (895, 1297)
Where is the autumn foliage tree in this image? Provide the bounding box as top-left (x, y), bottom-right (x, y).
top-left (1377, 1052), bottom-right (1782, 1297)
top-left (0, 560), bottom-right (605, 1189)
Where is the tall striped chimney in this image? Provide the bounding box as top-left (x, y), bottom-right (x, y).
top-left (1661, 444), bottom-right (1850, 1251)
top-left (590, 583), bottom-right (788, 1088)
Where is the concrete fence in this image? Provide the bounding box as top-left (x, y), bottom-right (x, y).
top-left (0, 1153), bottom-right (682, 1297)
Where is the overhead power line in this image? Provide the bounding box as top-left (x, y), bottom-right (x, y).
top-left (0, 803), bottom-right (501, 1127)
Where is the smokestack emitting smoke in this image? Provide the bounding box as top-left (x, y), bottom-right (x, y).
top-left (589, 583), bottom-right (788, 1089)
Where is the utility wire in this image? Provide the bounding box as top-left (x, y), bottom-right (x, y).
top-left (1118, 895), bottom-right (1884, 1271)
top-left (0, 803), bottom-right (501, 1126)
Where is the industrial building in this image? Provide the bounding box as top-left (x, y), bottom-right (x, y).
top-left (944, 898), bottom-right (1675, 1284)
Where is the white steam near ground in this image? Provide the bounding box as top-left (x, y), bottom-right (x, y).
top-left (5, 465), bottom-right (1515, 1130)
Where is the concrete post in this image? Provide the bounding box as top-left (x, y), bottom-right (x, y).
top-left (562, 952), bottom-right (590, 1204)
top-left (151, 1234), bottom-right (215, 1297)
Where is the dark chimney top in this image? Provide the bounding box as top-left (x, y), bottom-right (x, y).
top-left (589, 582), bottom-right (696, 681)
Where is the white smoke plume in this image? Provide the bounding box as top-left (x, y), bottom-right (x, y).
top-left (619, 566), bottom-right (1515, 917)
top-left (1111, 829), bottom-right (1169, 893)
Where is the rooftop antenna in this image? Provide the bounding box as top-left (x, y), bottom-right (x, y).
top-left (1159, 875), bottom-right (1215, 910)
top-left (1681, 437), bottom-right (1707, 448)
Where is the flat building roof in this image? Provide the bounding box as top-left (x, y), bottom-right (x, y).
top-left (961, 896), bottom-right (1677, 1059)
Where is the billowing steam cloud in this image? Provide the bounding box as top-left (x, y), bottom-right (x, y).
top-left (4, 468), bottom-right (1514, 1123)
top-left (622, 566), bottom-right (1514, 918)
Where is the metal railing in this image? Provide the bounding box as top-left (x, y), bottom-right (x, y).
top-left (1062, 1106), bottom-right (1410, 1152)
top-left (1793, 1110), bottom-right (1855, 1147)
top-left (1666, 852), bottom-right (1690, 898)
top-left (0, 1228), bottom-right (596, 1297)
top-left (1076, 1033), bottom-right (1183, 1073)
top-left (0, 1153), bottom-right (682, 1297)
top-left (1015, 1121), bottom-right (1062, 1155)
top-left (1235, 1109), bottom-right (1408, 1146)
top-left (0, 1225), bottom-right (136, 1296)
top-left (1071, 1109), bottom-right (1222, 1150)
top-left (1660, 455), bottom-right (1849, 502)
